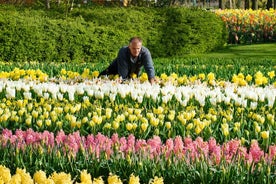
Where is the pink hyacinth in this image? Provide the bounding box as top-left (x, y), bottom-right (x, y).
top-left (183, 137), bottom-right (197, 161)
top-left (0, 128), bottom-right (275, 166)
top-left (2, 129), bottom-right (12, 138)
top-left (184, 137), bottom-right (193, 146)
top-left (208, 137), bottom-right (217, 152)
top-left (267, 145), bottom-right (276, 162)
top-left (195, 137), bottom-right (209, 158)
top-left (135, 139), bottom-right (148, 155)
top-left (1, 129), bottom-right (13, 146)
top-left (173, 136), bottom-right (184, 157)
top-left (86, 134), bottom-right (96, 153)
top-left (119, 137), bottom-right (127, 153)
top-left (228, 139), bottom-right (241, 155)
top-left (208, 138), bottom-right (221, 164)
top-left (126, 134), bottom-right (136, 153)
top-left (56, 130), bottom-right (67, 145)
top-left (147, 136), bottom-right (162, 159)
top-left (248, 140), bottom-right (264, 163)
top-left (222, 139), bottom-right (241, 162)
top-left (41, 130), bottom-right (55, 147)
top-left (165, 138), bottom-right (174, 158)
top-left (67, 132), bottom-right (81, 154)
top-left (111, 133), bottom-right (119, 145)
top-left (25, 128), bottom-right (41, 145)
top-left (95, 133), bottom-right (113, 158)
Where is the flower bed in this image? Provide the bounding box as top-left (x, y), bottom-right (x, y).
top-left (214, 9), bottom-right (276, 44)
top-left (0, 66), bottom-right (275, 183)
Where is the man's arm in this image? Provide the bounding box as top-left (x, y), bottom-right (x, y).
top-left (141, 47), bottom-right (155, 83)
top-left (117, 47), bottom-right (130, 79)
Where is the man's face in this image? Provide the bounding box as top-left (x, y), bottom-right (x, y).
top-left (129, 41), bottom-right (142, 57)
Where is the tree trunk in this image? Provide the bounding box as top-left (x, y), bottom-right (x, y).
top-left (266, 0), bottom-right (272, 8)
top-left (46, 0), bottom-right (50, 8)
top-left (219, 0), bottom-right (222, 8)
top-left (252, 0), bottom-right (258, 9)
top-left (236, 0), bottom-right (241, 8)
top-left (244, 0), bottom-right (249, 8)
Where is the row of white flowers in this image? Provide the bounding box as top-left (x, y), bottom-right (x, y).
top-left (1, 78), bottom-right (275, 108)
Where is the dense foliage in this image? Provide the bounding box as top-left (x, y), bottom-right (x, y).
top-left (157, 8), bottom-right (227, 57)
top-left (0, 6), bottom-right (227, 62)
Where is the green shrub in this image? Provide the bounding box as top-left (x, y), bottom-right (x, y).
top-left (71, 7), bottom-right (162, 57)
top-left (0, 12), bottom-right (123, 62)
top-left (0, 6), bottom-right (228, 62)
top-left (157, 7), bottom-right (228, 57)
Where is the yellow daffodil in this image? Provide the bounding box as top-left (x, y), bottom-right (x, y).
top-left (149, 176), bottom-right (164, 184)
top-left (107, 174), bottom-right (122, 184)
top-left (267, 71), bottom-right (275, 79)
top-left (0, 165), bottom-right (11, 183)
top-left (93, 176), bottom-right (104, 184)
top-left (78, 170), bottom-right (92, 184)
top-left (33, 170), bottom-right (47, 184)
top-left (50, 172), bottom-right (72, 184)
top-left (139, 73), bottom-right (148, 82)
top-left (129, 174), bottom-right (140, 184)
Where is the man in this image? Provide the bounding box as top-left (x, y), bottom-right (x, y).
top-left (99, 37), bottom-right (156, 84)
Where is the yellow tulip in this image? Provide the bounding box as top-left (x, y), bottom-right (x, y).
top-left (165, 122), bottom-right (171, 129)
top-left (126, 123), bottom-right (133, 131)
top-left (45, 119), bottom-right (52, 127)
top-left (260, 131), bottom-right (269, 139)
top-left (89, 120), bottom-right (95, 127)
top-left (56, 121), bottom-right (63, 127)
top-left (105, 108), bottom-right (112, 119)
top-left (186, 123), bottom-right (193, 130)
top-left (26, 117), bottom-right (32, 126)
top-left (81, 117), bottom-right (88, 124)
top-left (141, 122), bottom-right (148, 132)
top-left (112, 121), bottom-right (120, 130)
top-left (255, 125), bottom-right (261, 133)
top-left (37, 120), bottom-right (43, 127)
top-left (32, 110), bottom-right (39, 119)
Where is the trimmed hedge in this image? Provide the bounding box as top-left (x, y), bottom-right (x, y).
top-left (0, 7), bottom-right (227, 62)
top-left (157, 8), bottom-right (228, 57)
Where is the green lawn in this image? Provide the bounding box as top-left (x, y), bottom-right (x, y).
top-left (154, 43), bottom-right (276, 66)
top-left (192, 43), bottom-right (276, 60)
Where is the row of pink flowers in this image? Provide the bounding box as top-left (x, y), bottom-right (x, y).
top-left (1, 128), bottom-right (275, 165)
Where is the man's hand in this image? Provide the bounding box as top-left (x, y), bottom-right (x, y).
top-left (149, 77), bottom-right (157, 85)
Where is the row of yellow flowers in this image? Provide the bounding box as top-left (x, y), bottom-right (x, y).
top-left (0, 95), bottom-right (273, 141)
top-left (0, 165), bottom-right (163, 184)
top-left (1, 67), bottom-right (276, 87)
